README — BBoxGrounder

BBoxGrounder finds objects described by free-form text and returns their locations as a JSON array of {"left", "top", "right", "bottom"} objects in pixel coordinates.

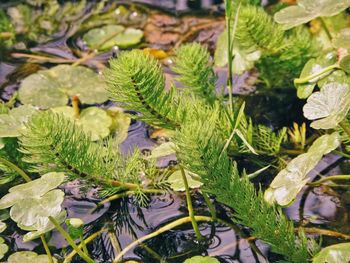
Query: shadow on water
[{"left": 0, "top": 1, "right": 350, "bottom": 262}]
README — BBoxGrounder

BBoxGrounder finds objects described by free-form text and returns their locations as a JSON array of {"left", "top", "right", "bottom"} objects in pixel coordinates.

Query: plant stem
[
  {"left": 108, "top": 231, "right": 121, "bottom": 255},
  {"left": 319, "top": 17, "right": 332, "bottom": 41},
  {"left": 294, "top": 64, "right": 339, "bottom": 84},
  {"left": 112, "top": 215, "right": 213, "bottom": 262},
  {"left": 180, "top": 166, "right": 203, "bottom": 241},
  {"left": 64, "top": 229, "right": 107, "bottom": 263},
  {"left": 93, "top": 189, "right": 164, "bottom": 211},
  {"left": 339, "top": 119, "right": 350, "bottom": 139},
  {"left": 0, "top": 157, "right": 31, "bottom": 182},
  {"left": 301, "top": 227, "right": 350, "bottom": 240},
  {"left": 202, "top": 192, "right": 217, "bottom": 220},
  {"left": 80, "top": 235, "right": 89, "bottom": 256},
  {"left": 334, "top": 150, "right": 350, "bottom": 159},
  {"left": 49, "top": 216, "right": 95, "bottom": 263},
  {"left": 308, "top": 175, "right": 350, "bottom": 186},
  {"left": 41, "top": 235, "right": 54, "bottom": 263},
  {"left": 226, "top": 1, "right": 241, "bottom": 116}
]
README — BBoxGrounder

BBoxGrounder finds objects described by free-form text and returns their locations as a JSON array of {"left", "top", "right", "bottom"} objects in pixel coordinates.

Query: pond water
[{"left": 0, "top": 1, "right": 349, "bottom": 263}]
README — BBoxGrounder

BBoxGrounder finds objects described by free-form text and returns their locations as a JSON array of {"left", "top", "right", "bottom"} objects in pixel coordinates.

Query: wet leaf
[
  {"left": 339, "top": 55, "right": 350, "bottom": 73},
  {"left": 167, "top": 169, "right": 202, "bottom": 191},
  {"left": 83, "top": 25, "right": 143, "bottom": 50},
  {"left": 147, "top": 142, "right": 176, "bottom": 159},
  {"left": 317, "top": 70, "right": 350, "bottom": 88},
  {"left": 312, "top": 242, "right": 350, "bottom": 263},
  {"left": 106, "top": 107, "right": 131, "bottom": 144},
  {"left": 183, "top": 256, "right": 220, "bottom": 263},
  {"left": 214, "top": 31, "right": 228, "bottom": 67},
  {"left": 0, "top": 172, "right": 65, "bottom": 240},
  {"left": 0, "top": 105, "right": 37, "bottom": 138},
  {"left": 0, "top": 237, "right": 8, "bottom": 260},
  {"left": 51, "top": 106, "right": 113, "bottom": 141},
  {"left": 18, "top": 65, "right": 109, "bottom": 109},
  {"left": 265, "top": 133, "right": 340, "bottom": 206},
  {"left": 0, "top": 221, "right": 6, "bottom": 233},
  {"left": 83, "top": 25, "right": 125, "bottom": 50},
  {"left": 274, "top": 0, "right": 350, "bottom": 30},
  {"left": 303, "top": 82, "right": 350, "bottom": 129},
  {"left": 8, "top": 251, "right": 57, "bottom": 263},
  {"left": 66, "top": 218, "right": 84, "bottom": 240},
  {"left": 333, "top": 28, "right": 350, "bottom": 49}
]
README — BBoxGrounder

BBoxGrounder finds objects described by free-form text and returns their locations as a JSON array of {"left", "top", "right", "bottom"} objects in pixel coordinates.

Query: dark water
[{"left": 1, "top": 1, "right": 349, "bottom": 262}]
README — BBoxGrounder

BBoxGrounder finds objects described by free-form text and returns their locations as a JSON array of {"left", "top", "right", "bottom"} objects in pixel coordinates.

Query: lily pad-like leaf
[
  {"left": 183, "top": 256, "right": 220, "bottom": 263},
  {"left": 317, "top": 70, "right": 350, "bottom": 88},
  {"left": 296, "top": 51, "right": 337, "bottom": 99},
  {"left": 0, "top": 172, "right": 65, "bottom": 240},
  {"left": 312, "top": 242, "right": 350, "bottom": 263},
  {"left": 51, "top": 106, "right": 113, "bottom": 141},
  {"left": 83, "top": 25, "right": 143, "bottom": 50},
  {"left": 8, "top": 251, "right": 57, "bottom": 263},
  {"left": 107, "top": 107, "right": 131, "bottom": 144},
  {"left": 0, "top": 221, "right": 6, "bottom": 233},
  {"left": 264, "top": 133, "right": 340, "bottom": 206},
  {"left": 0, "top": 105, "right": 37, "bottom": 138},
  {"left": 167, "top": 169, "right": 202, "bottom": 191},
  {"left": 214, "top": 30, "right": 260, "bottom": 73},
  {"left": 340, "top": 55, "right": 350, "bottom": 73},
  {"left": 303, "top": 82, "right": 350, "bottom": 129},
  {"left": 147, "top": 142, "right": 176, "bottom": 159},
  {"left": 274, "top": 0, "right": 350, "bottom": 30},
  {"left": 0, "top": 237, "right": 8, "bottom": 260},
  {"left": 18, "top": 65, "right": 109, "bottom": 109},
  {"left": 333, "top": 28, "right": 350, "bottom": 49}
]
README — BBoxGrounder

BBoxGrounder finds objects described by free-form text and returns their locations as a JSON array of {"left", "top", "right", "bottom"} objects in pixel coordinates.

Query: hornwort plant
[{"left": 0, "top": 0, "right": 350, "bottom": 262}]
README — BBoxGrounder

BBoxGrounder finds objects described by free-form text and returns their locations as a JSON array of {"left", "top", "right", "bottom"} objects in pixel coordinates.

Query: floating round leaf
[
  {"left": 167, "top": 169, "right": 202, "bottom": 191},
  {"left": 332, "top": 28, "right": 350, "bottom": 49},
  {"left": 183, "top": 256, "right": 220, "bottom": 263},
  {"left": 113, "top": 28, "right": 143, "bottom": 48},
  {"left": 0, "top": 237, "right": 8, "bottom": 260},
  {"left": 313, "top": 242, "right": 350, "bottom": 263},
  {"left": 0, "top": 221, "right": 6, "bottom": 233},
  {"left": 8, "top": 251, "right": 57, "bottom": 263},
  {"left": 340, "top": 55, "right": 350, "bottom": 74},
  {"left": 274, "top": 0, "right": 350, "bottom": 30},
  {"left": 0, "top": 105, "right": 37, "bottom": 138},
  {"left": 147, "top": 142, "right": 176, "bottom": 159},
  {"left": 51, "top": 106, "right": 113, "bottom": 141},
  {"left": 107, "top": 107, "right": 131, "bottom": 144},
  {"left": 303, "top": 83, "right": 350, "bottom": 129},
  {"left": 264, "top": 133, "right": 340, "bottom": 206},
  {"left": 83, "top": 25, "right": 125, "bottom": 50},
  {"left": 18, "top": 65, "right": 109, "bottom": 109}
]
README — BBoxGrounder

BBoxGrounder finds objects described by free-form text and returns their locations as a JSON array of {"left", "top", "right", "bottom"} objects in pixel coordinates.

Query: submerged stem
[
  {"left": 180, "top": 166, "right": 203, "bottom": 241},
  {"left": 49, "top": 216, "right": 95, "bottom": 263},
  {"left": 202, "top": 192, "right": 217, "bottom": 221},
  {"left": 41, "top": 235, "right": 54, "bottom": 263},
  {"left": 0, "top": 157, "right": 31, "bottom": 182}
]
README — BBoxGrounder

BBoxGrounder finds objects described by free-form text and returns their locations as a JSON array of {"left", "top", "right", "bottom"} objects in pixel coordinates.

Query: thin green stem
[
  {"left": 108, "top": 231, "right": 121, "bottom": 254},
  {"left": 64, "top": 229, "right": 108, "bottom": 263},
  {"left": 49, "top": 216, "right": 95, "bottom": 263},
  {"left": 80, "top": 235, "right": 89, "bottom": 256},
  {"left": 202, "top": 192, "right": 217, "bottom": 220},
  {"left": 308, "top": 175, "right": 350, "bottom": 186},
  {"left": 319, "top": 17, "right": 332, "bottom": 41},
  {"left": 339, "top": 119, "right": 350, "bottom": 139},
  {"left": 294, "top": 64, "right": 339, "bottom": 84},
  {"left": 180, "top": 166, "right": 203, "bottom": 241},
  {"left": 41, "top": 235, "right": 54, "bottom": 263},
  {"left": 92, "top": 189, "right": 164, "bottom": 212},
  {"left": 0, "top": 157, "right": 31, "bottom": 182},
  {"left": 334, "top": 150, "right": 350, "bottom": 159},
  {"left": 112, "top": 215, "right": 213, "bottom": 262}
]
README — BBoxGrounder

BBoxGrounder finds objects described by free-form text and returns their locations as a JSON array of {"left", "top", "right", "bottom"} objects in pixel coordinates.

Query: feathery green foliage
[
  {"left": 235, "top": 5, "right": 284, "bottom": 54},
  {"left": 172, "top": 43, "right": 217, "bottom": 104},
  {"left": 257, "top": 27, "right": 319, "bottom": 87},
  {"left": 232, "top": 5, "right": 319, "bottom": 87},
  {"left": 253, "top": 125, "right": 287, "bottom": 155},
  {"left": 20, "top": 111, "right": 117, "bottom": 180},
  {"left": 105, "top": 50, "right": 187, "bottom": 129},
  {"left": 174, "top": 109, "right": 318, "bottom": 262}
]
